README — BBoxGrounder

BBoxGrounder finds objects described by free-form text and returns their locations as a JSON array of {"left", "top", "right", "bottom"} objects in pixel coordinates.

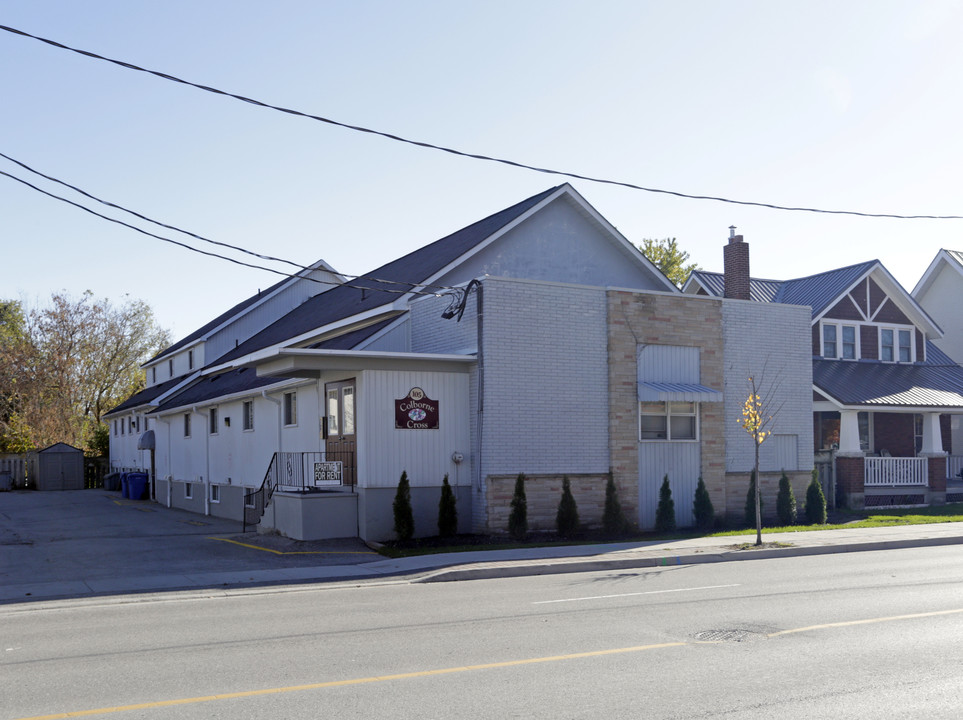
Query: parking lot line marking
[{"left": 210, "top": 537, "right": 377, "bottom": 556}]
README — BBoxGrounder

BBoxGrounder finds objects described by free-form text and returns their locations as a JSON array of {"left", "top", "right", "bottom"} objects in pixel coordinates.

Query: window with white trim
[
  {"left": 185, "top": 482, "right": 193, "bottom": 499},
  {"left": 183, "top": 413, "right": 191, "bottom": 438},
  {"left": 209, "top": 407, "right": 219, "bottom": 435},
  {"left": 152, "top": 367, "right": 156, "bottom": 384},
  {"left": 822, "top": 322, "right": 858, "bottom": 360},
  {"left": 880, "top": 327, "right": 913, "bottom": 362},
  {"left": 242, "top": 400, "right": 254, "bottom": 431},
  {"left": 210, "top": 484, "right": 220, "bottom": 503},
  {"left": 169, "top": 359, "right": 174, "bottom": 378},
  {"left": 640, "top": 401, "right": 698, "bottom": 441},
  {"left": 188, "top": 349, "right": 194, "bottom": 370},
  {"left": 283, "top": 391, "right": 297, "bottom": 426}
]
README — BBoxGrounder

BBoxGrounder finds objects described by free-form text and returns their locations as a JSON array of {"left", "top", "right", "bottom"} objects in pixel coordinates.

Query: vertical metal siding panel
[
  {"left": 638, "top": 443, "right": 700, "bottom": 528},
  {"left": 638, "top": 346, "right": 700, "bottom": 384},
  {"left": 363, "top": 370, "right": 469, "bottom": 488}
]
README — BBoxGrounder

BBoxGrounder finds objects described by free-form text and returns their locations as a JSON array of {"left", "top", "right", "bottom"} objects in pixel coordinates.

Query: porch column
[
  {"left": 920, "top": 412, "right": 944, "bottom": 455},
  {"left": 838, "top": 410, "right": 862, "bottom": 454}
]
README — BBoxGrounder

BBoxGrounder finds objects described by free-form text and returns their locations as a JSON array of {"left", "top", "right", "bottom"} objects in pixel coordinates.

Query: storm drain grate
[{"left": 694, "top": 629, "right": 760, "bottom": 643}]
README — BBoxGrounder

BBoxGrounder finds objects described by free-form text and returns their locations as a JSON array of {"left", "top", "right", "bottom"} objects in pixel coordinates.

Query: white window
[
  {"left": 113, "top": 420, "right": 117, "bottom": 437},
  {"left": 880, "top": 327, "right": 913, "bottom": 362},
  {"left": 185, "top": 482, "right": 193, "bottom": 499},
  {"left": 209, "top": 407, "right": 219, "bottom": 435},
  {"left": 152, "top": 367, "right": 156, "bottom": 384},
  {"left": 640, "top": 401, "right": 698, "bottom": 441},
  {"left": 243, "top": 400, "right": 254, "bottom": 431},
  {"left": 822, "top": 323, "right": 857, "bottom": 360},
  {"left": 169, "top": 359, "right": 174, "bottom": 378},
  {"left": 283, "top": 391, "right": 297, "bottom": 426},
  {"left": 184, "top": 413, "right": 191, "bottom": 438},
  {"left": 188, "top": 349, "right": 194, "bottom": 370},
  {"left": 210, "top": 484, "right": 220, "bottom": 503}
]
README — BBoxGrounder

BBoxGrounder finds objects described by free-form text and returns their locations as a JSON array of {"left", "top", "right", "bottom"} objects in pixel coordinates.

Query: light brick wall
[
  {"left": 607, "top": 290, "right": 726, "bottom": 526},
  {"left": 722, "top": 299, "right": 814, "bottom": 522},
  {"left": 409, "top": 289, "right": 479, "bottom": 355},
  {"left": 478, "top": 277, "right": 609, "bottom": 532},
  {"left": 486, "top": 473, "right": 610, "bottom": 533}
]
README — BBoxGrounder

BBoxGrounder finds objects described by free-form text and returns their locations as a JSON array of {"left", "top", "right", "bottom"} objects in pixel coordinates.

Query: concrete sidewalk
[{"left": 2, "top": 490, "right": 963, "bottom": 604}]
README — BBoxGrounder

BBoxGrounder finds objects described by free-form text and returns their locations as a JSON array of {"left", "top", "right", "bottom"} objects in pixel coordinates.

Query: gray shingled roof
[
  {"left": 151, "top": 368, "right": 287, "bottom": 415},
  {"left": 104, "top": 373, "right": 194, "bottom": 416},
  {"left": 813, "top": 342, "right": 963, "bottom": 408},
  {"left": 208, "top": 185, "right": 561, "bottom": 368}
]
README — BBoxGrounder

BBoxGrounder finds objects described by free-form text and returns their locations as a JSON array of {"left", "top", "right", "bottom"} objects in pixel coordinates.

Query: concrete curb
[{"left": 413, "top": 534, "right": 963, "bottom": 583}]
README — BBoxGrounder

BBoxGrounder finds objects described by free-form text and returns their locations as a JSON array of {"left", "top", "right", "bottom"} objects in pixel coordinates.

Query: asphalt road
[{"left": 4, "top": 544, "right": 963, "bottom": 719}]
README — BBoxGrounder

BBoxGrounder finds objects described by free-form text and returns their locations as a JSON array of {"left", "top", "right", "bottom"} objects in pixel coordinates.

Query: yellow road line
[
  {"left": 16, "top": 606, "right": 963, "bottom": 719},
  {"left": 767, "top": 607, "right": 963, "bottom": 637},
  {"left": 13, "top": 642, "right": 687, "bottom": 720},
  {"left": 210, "top": 537, "right": 376, "bottom": 556}
]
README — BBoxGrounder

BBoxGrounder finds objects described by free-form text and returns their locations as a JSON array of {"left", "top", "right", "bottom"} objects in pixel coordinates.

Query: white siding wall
[
  {"left": 639, "top": 443, "right": 701, "bottom": 529},
  {"left": 431, "top": 196, "right": 670, "bottom": 291},
  {"left": 480, "top": 277, "right": 609, "bottom": 477},
  {"left": 360, "top": 318, "right": 410, "bottom": 352},
  {"left": 204, "top": 267, "right": 341, "bottom": 363},
  {"left": 722, "top": 301, "right": 814, "bottom": 473},
  {"left": 916, "top": 263, "right": 963, "bottom": 364},
  {"left": 356, "top": 369, "right": 470, "bottom": 489}
]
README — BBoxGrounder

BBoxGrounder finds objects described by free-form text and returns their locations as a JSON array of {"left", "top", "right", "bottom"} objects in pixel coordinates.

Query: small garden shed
[{"left": 36, "top": 443, "right": 84, "bottom": 491}]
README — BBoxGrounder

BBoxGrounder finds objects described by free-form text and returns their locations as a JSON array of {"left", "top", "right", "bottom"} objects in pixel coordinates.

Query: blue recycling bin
[
  {"left": 121, "top": 472, "right": 130, "bottom": 498},
  {"left": 127, "top": 472, "right": 148, "bottom": 500}
]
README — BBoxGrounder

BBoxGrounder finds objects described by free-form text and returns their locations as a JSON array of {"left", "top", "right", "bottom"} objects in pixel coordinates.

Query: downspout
[
  {"left": 262, "top": 391, "right": 282, "bottom": 454},
  {"left": 162, "top": 416, "right": 172, "bottom": 508},
  {"left": 192, "top": 406, "right": 211, "bottom": 516}
]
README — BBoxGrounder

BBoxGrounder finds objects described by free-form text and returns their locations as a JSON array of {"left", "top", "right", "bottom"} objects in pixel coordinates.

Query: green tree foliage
[
  {"left": 0, "top": 292, "right": 170, "bottom": 453},
  {"left": 393, "top": 470, "right": 414, "bottom": 542},
  {"left": 655, "top": 475, "right": 676, "bottom": 533},
  {"left": 508, "top": 473, "right": 528, "bottom": 540},
  {"left": 776, "top": 471, "right": 797, "bottom": 526},
  {"left": 437, "top": 473, "right": 457, "bottom": 537},
  {"left": 555, "top": 475, "right": 580, "bottom": 538},
  {"left": 638, "top": 238, "right": 699, "bottom": 287},
  {"left": 692, "top": 476, "right": 715, "bottom": 531},
  {"left": 805, "top": 468, "right": 828, "bottom": 525},
  {"left": 602, "top": 472, "right": 629, "bottom": 537},
  {"left": 744, "top": 471, "right": 764, "bottom": 528}
]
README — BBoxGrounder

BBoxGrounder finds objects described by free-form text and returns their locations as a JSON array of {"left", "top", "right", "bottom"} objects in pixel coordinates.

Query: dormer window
[
  {"left": 822, "top": 323, "right": 857, "bottom": 360},
  {"left": 880, "top": 327, "right": 912, "bottom": 362}
]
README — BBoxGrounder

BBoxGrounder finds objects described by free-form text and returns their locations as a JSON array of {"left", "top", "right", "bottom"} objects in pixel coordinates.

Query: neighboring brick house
[
  {"left": 106, "top": 186, "right": 813, "bottom": 540},
  {"left": 685, "top": 235, "right": 963, "bottom": 509}
]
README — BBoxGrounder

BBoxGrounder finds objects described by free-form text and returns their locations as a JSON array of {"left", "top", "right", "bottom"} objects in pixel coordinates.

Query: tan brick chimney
[{"left": 723, "top": 226, "right": 750, "bottom": 300}]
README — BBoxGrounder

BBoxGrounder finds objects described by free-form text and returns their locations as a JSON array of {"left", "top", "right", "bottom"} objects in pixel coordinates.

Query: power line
[
  {"left": 3, "top": 23, "right": 962, "bottom": 221},
  {"left": 0, "top": 150, "right": 454, "bottom": 295},
  {"left": 0, "top": 168, "right": 444, "bottom": 298}
]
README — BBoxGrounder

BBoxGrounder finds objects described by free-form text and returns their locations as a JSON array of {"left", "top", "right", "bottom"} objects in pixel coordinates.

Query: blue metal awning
[{"left": 638, "top": 382, "right": 723, "bottom": 403}]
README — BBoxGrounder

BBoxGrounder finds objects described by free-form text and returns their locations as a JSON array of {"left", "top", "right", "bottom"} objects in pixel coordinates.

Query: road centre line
[
  {"left": 532, "top": 584, "right": 741, "bottom": 604},
  {"left": 15, "top": 605, "right": 963, "bottom": 720},
  {"left": 767, "top": 607, "right": 963, "bottom": 637},
  {"left": 12, "top": 642, "right": 688, "bottom": 720},
  {"left": 209, "top": 537, "right": 377, "bottom": 556}
]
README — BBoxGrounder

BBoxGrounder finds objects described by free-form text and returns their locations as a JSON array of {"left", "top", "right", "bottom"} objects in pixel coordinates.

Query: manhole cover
[{"left": 694, "top": 629, "right": 761, "bottom": 643}]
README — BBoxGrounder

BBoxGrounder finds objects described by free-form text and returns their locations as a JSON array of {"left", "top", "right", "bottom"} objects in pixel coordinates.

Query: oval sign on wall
[{"left": 395, "top": 387, "right": 439, "bottom": 429}]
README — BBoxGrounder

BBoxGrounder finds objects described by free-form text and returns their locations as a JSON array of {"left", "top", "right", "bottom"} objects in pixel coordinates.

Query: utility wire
[
  {"left": 0, "top": 150, "right": 455, "bottom": 294},
  {"left": 0, "top": 168, "right": 444, "bottom": 298},
  {"left": 2, "top": 23, "right": 962, "bottom": 221}
]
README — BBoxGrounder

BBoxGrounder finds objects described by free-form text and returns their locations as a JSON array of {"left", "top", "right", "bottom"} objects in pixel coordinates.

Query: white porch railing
[
  {"left": 947, "top": 456, "right": 963, "bottom": 481},
  {"left": 865, "top": 457, "right": 928, "bottom": 486}
]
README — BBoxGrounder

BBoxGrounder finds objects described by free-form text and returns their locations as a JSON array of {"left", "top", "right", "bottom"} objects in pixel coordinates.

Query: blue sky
[{"left": 3, "top": 1, "right": 963, "bottom": 339}]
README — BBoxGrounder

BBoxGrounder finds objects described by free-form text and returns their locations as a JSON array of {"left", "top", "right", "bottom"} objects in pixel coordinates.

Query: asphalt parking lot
[{"left": 0, "top": 489, "right": 378, "bottom": 602}]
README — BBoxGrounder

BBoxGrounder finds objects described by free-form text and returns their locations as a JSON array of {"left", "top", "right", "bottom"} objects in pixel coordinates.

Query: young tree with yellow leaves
[{"left": 740, "top": 376, "right": 775, "bottom": 546}]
